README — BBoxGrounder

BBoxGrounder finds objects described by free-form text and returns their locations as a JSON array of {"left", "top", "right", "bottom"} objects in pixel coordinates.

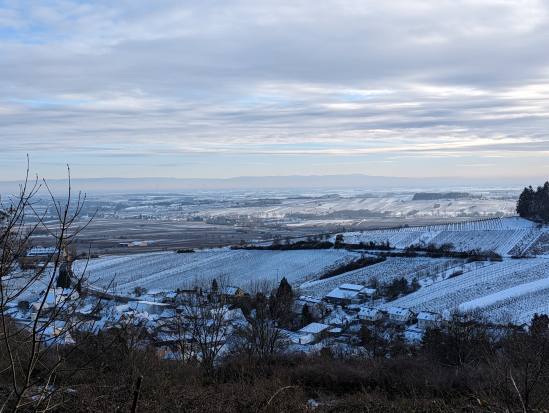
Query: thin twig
[
  {"left": 263, "top": 386, "right": 298, "bottom": 411},
  {"left": 510, "top": 371, "right": 527, "bottom": 413}
]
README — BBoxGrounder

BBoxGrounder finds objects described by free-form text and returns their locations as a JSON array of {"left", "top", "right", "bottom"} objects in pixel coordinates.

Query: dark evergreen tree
[
  {"left": 211, "top": 278, "right": 218, "bottom": 293},
  {"left": 517, "top": 186, "right": 535, "bottom": 218},
  {"left": 276, "top": 277, "right": 293, "bottom": 301},
  {"left": 267, "top": 293, "right": 277, "bottom": 319},
  {"left": 272, "top": 277, "right": 294, "bottom": 327},
  {"left": 56, "top": 262, "right": 72, "bottom": 289},
  {"left": 517, "top": 182, "right": 549, "bottom": 223},
  {"left": 530, "top": 313, "right": 549, "bottom": 337},
  {"left": 334, "top": 234, "right": 344, "bottom": 248},
  {"left": 301, "top": 303, "right": 312, "bottom": 326}
]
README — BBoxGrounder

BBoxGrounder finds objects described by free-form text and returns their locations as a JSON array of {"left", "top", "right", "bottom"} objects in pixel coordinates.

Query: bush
[
  {"left": 319, "top": 255, "right": 386, "bottom": 280},
  {"left": 448, "top": 270, "right": 463, "bottom": 279}
]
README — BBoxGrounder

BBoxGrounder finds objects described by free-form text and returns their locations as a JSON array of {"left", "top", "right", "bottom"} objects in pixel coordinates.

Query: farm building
[
  {"left": 325, "top": 283, "right": 367, "bottom": 305},
  {"left": 26, "top": 247, "right": 59, "bottom": 257}
]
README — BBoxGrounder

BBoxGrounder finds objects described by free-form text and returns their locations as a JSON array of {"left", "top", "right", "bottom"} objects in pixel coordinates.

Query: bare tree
[
  {"left": 0, "top": 163, "right": 117, "bottom": 412},
  {"left": 360, "top": 320, "right": 406, "bottom": 358},
  {"left": 230, "top": 292, "right": 290, "bottom": 361},
  {"left": 176, "top": 277, "right": 234, "bottom": 375},
  {"left": 421, "top": 309, "right": 493, "bottom": 367},
  {"left": 486, "top": 314, "right": 549, "bottom": 412}
]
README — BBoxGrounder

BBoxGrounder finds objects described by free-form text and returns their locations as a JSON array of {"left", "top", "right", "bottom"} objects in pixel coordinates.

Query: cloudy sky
[{"left": 1, "top": 0, "right": 549, "bottom": 181}]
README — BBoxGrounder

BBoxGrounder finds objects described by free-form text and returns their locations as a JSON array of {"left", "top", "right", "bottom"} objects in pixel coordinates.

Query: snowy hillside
[
  {"left": 300, "top": 257, "right": 457, "bottom": 298},
  {"left": 69, "top": 216, "right": 549, "bottom": 324},
  {"left": 73, "top": 249, "right": 359, "bottom": 293},
  {"left": 384, "top": 258, "right": 549, "bottom": 324},
  {"left": 335, "top": 217, "right": 546, "bottom": 256}
]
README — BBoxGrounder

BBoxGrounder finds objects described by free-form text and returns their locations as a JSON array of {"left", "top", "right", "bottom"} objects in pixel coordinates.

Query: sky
[{"left": 1, "top": 0, "right": 549, "bottom": 182}]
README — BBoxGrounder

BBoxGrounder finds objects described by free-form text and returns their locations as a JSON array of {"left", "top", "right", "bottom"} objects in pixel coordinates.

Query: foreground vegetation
[{"left": 2, "top": 313, "right": 549, "bottom": 412}]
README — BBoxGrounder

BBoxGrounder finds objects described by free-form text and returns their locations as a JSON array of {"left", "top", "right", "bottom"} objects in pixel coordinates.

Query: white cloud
[{"left": 1, "top": 0, "right": 549, "bottom": 178}]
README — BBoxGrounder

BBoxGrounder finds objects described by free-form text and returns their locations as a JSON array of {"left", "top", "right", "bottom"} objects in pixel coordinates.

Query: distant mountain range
[{"left": 0, "top": 174, "right": 533, "bottom": 194}]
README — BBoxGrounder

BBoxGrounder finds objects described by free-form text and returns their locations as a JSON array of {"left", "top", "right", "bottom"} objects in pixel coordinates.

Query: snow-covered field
[
  {"left": 299, "top": 257, "right": 458, "bottom": 298},
  {"left": 73, "top": 249, "right": 359, "bottom": 293},
  {"left": 335, "top": 217, "right": 545, "bottom": 256},
  {"left": 385, "top": 258, "right": 549, "bottom": 323},
  {"left": 66, "top": 217, "right": 549, "bottom": 324}
]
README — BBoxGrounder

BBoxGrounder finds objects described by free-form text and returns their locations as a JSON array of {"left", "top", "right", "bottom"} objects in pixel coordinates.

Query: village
[{"left": 6, "top": 271, "right": 507, "bottom": 366}]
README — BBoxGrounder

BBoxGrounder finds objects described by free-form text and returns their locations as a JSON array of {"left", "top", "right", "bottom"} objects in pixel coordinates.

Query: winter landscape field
[
  {"left": 73, "top": 249, "right": 360, "bottom": 294},
  {"left": 71, "top": 217, "right": 549, "bottom": 324}
]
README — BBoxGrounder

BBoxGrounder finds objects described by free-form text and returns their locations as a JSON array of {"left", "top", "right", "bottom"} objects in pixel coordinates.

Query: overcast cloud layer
[{"left": 1, "top": 0, "right": 549, "bottom": 181}]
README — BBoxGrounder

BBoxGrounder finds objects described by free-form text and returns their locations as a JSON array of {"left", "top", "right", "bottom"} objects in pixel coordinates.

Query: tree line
[{"left": 516, "top": 181, "right": 549, "bottom": 223}]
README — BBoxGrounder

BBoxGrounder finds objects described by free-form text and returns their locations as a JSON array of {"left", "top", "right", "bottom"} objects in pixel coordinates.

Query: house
[
  {"left": 325, "top": 284, "right": 366, "bottom": 305},
  {"left": 164, "top": 292, "right": 179, "bottom": 303},
  {"left": 40, "top": 326, "right": 75, "bottom": 346},
  {"left": 294, "top": 296, "right": 321, "bottom": 313},
  {"left": 387, "top": 307, "right": 413, "bottom": 324},
  {"left": 358, "top": 307, "right": 384, "bottom": 323},
  {"left": 324, "top": 306, "right": 354, "bottom": 327},
  {"left": 362, "top": 288, "right": 377, "bottom": 299},
  {"left": 220, "top": 286, "right": 244, "bottom": 302},
  {"left": 208, "top": 306, "right": 246, "bottom": 324},
  {"left": 298, "top": 323, "right": 333, "bottom": 341},
  {"left": 295, "top": 296, "right": 329, "bottom": 319},
  {"left": 417, "top": 311, "right": 442, "bottom": 329},
  {"left": 280, "top": 329, "right": 315, "bottom": 345},
  {"left": 158, "top": 308, "right": 178, "bottom": 319},
  {"left": 31, "top": 288, "right": 79, "bottom": 311},
  {"left": 128, "top": 301, "right": 170, "bottom": 316}
]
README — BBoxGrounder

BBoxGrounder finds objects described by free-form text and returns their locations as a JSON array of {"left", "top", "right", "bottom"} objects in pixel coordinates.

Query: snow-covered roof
[
  {"left": 326, "top": 288, "right": 360, "bottom": 300},
  {"left": 417, "top": 311, "right": 440, "bottom": 321},
  {"left": 325, "top": 306, "right": 354, "bottom": 326},
  {"left": 358, "top": 307, "right": 381, "bottom": 317},
  {"left": 363, "top": 288, "right": 377, "bottom": 295},
  {"left": 339, "top": 284, "right": 365, "bottom": 292},
  {"left": 165, "top": 292, "right": 178, "bottom": 299},
  {"left": 388, "top": 307, "right": 411, "bottom": 316},
  {"left": 299, "top": 296, "right": 322, "bottom": 304},
  {"left": 129, "top": 302, "right": 149, "bottom": 312},
  {"left": 159, "top": 309, "right": 177, "bottom": 319},
  {"left": 45, "top": 293, "right": 57, "bottom": 305},
  {"left": 26, "top": 247, "right": 59, "bottom": 256},
  {"left": 222, "top": 286, "right": 240, "bottom": 295},
  {"left": 280, "top": 329, "right": 315, "bottom": 345},
  {"left": 299, "top": 323, "right": 331, "bottom": 335}
]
